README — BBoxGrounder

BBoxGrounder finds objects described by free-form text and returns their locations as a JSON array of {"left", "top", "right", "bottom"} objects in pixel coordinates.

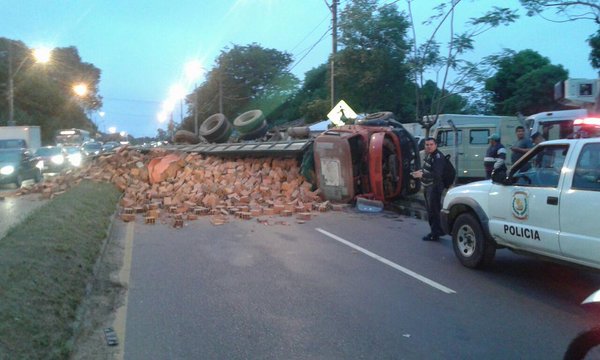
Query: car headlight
[
  {"left": 69, "top": 153, "right": 82, "bottom": 167},
  {"left": 51, "top": 155, "right": 65, "bottom": 165},
  {"left": 36, "top": 161, "right": 44, "bottom": 170},
  {"left": 0, "top": 165, "right": 15, "bottom": 175}
]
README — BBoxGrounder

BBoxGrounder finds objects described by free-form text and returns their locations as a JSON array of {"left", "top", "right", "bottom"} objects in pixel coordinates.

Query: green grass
[{"left": 0, "top": 181, "right": 121, "bottom": 360}]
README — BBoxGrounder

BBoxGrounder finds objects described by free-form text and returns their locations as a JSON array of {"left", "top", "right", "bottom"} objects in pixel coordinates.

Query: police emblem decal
[{"left": 511, "top": 191, "right": 529, "bottom": 220}]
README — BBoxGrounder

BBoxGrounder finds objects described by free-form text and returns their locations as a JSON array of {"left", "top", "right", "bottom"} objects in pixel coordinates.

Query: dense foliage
[
  {"left": 485, "top": 49, "right": 569, "bottom": 115},
  {"left": 0, "top": 38, "right": 101, "bottom": 143},
  {"left": 3, "top": 0, "right": 598, "bottom": 141}
]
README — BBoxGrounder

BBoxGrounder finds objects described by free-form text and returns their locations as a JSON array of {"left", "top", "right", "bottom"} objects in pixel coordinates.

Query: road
[
  {"left": 115, "top": 209, "right": 600, "bottom": 359},
  {"left": 0, "top": 183, "right": 47, "bottom": 238}
]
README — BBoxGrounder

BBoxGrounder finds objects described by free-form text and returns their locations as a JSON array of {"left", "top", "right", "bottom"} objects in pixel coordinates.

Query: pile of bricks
[{"left": 18, "top": 147, "right": 339, "bottom": 226}]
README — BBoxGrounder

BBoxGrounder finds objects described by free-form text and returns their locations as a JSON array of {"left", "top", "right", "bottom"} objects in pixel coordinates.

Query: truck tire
[
  {"left": 238, "top": 120, "right": 268, "bottom": 141},
  {"left": 452, "top": 213, "right": 496, "bottom": 269},
  {"left": 199, "top": 113, "right": 228, "bottom": 142},
  {"left": 173, "top": 130, "right": 200, "bottom": 144},
  {"left": 233, "top": 110, "right": 264, "bottom": 134},
  {"left": 210, "top": 120, "right": 233, "bottom": 143},
  {"left": 365, "top": 111, "right": 395, "bottom": 121}
]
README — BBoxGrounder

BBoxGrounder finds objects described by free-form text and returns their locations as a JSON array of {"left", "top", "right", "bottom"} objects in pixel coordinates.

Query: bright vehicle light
[
  {"left": 574, "top": 117, "right": 600, "bottom": 126},
  {"left": 68, "top": 153, "right": 82, "bottom": 167},
  {"left": 36, "top": 161, "right": 44, "bottom": 170},
  {"left": 0, "top": 165, "right": 15, "bottom": 175},
  {"left": 51, "top": 155, "right": 65, "bottom": 165}
]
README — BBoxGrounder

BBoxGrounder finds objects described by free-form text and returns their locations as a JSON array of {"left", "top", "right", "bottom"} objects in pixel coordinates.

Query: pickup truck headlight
[
  {"left": 51, "top": 155, "right": 65, "bottom": 165},
  {"left": 0, "top": 165, "right": 15, "bottom": 175}
]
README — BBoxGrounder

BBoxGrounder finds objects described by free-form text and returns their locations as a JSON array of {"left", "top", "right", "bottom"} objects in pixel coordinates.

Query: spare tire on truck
[
  {"left": 199, "top": 113, "right": 231, "bottom": 143},
  {"left": 233, "top": 110, "right": 265, "bottom": 134},
  {"left": 173, "top": 130, "right": 200, "bottom": 144},
  {"left": 211, "top": 121, "right": 233, "bottom": 143},
  {"left": 238, "top": 120, "right": 268, "bottom": 141}
]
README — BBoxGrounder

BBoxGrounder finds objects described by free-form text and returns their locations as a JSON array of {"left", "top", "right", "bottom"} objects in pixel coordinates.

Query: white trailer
[{"left": 0, "top": 126, "right": 42, "bottom": 151}]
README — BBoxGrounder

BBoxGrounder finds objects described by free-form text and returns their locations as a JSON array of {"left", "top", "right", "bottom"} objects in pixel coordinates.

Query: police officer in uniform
[
  {"left": 484, "top": 133, "right": 507, "bottom": 179},
  {"left": 412, "top": 137, "right": 445, "bottom": 241}
]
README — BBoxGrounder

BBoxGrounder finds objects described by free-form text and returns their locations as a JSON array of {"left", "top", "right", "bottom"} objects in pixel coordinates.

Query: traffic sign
[{"left": 327, "top": 100, "right": 357, "bottom": 126}]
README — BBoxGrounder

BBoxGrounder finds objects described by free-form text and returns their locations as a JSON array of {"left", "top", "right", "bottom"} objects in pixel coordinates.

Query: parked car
[
  {"left": 101, "top": 141, "right": 120, "bottom": 152},
  {"left": 81, "top": 141, "right": 103, "bottom": 157},
  {"left": 0, "top": 148, "right": 43, "bottom": 188},
  {"left": 34, "top": 146, "right": 68, "bottom": 173}
]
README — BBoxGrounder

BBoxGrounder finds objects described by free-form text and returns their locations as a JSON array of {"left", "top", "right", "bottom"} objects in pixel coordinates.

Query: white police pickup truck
[{"left": 441, "top": 137, "right": 600, "bottom": 269}]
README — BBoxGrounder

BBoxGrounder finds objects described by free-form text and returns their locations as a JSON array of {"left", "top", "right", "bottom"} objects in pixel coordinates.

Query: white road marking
[{"left": 316, "top": 228, "right": 456, "bottom": 294}]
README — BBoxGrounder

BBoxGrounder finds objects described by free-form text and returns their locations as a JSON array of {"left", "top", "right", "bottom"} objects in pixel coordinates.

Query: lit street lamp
[
  {"left": 72, "top": 83, "right": 89, "bottom": 97},
  {"left": 6, "top": 44, "right": 52, "bottom": 126}
]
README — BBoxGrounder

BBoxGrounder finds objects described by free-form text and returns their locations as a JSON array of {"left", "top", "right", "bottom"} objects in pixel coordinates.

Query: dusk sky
[{"left": 2, "top": 0, "right": 598, "bottom": 138}]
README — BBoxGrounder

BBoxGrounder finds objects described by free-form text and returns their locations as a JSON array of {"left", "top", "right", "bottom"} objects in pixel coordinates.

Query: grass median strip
[{"left": 0, "top": 181, "right": 121, "bottom": 359}]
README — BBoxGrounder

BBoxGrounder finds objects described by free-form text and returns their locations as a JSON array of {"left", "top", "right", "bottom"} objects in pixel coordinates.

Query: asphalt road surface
[
  {"left": 116, "top": 210, "right": 600, "bottom": 359},
  {"left": 0, "top": 184, "right": 47, "bottom": 238}
]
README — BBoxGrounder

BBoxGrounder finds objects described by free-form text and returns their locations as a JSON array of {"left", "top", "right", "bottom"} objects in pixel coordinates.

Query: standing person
[
  {"left": 510, "top": 126, "right": 532, "bottom": 164},
  {"left": 412, "top": 137, "right": 445, "bottom": 241},
  {"left": 531, "top": 131, "right": 545, "bottom": 146},
  {"left": 484, "top": 133, "right": 507, "bottom": 179}
]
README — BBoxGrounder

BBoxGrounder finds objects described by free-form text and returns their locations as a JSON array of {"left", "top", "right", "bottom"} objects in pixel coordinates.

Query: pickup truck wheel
[
  {"left": 452, "top": 213, "right": 495, "bottom": 269},
  {"left": 564, "top": 327, "right": 600, "bottom": 360}
]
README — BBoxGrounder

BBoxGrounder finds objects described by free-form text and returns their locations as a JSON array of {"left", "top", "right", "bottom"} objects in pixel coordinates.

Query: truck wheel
[
  {"left": 199, "top": 113, "right": 228, "bottom": 141},
  {"left": 233, "top": 110, "right": 264, "bottom": 134},
  {"left": 452, "top": 213, "right": 496, "bottom": 269},
  {"left": 365, "top": 111, "right": 395, "bottom": 121},
  {"left": 238, "top": 120, "right": 268, "bottom": 141},
  {"left": 211, "top": 121, "right": 233, "bottom": 143}
]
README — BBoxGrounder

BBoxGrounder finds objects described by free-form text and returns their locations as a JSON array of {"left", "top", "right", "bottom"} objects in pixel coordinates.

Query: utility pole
[
  {"left": 219, "top": 76, "right": 223, "bottom": 114},
  {"left": 193, "top": 86, "right": 199, "bottom": 136},
  {"left": 330, "top": 0, "right": 339, "bottom": 109}
]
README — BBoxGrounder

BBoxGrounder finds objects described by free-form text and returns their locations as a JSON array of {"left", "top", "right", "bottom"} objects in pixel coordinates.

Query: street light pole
[{"left": 5, "top": 43, "right": 52, "bottom": 126}]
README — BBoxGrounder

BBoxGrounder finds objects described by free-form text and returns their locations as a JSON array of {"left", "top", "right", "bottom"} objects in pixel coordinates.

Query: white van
[
  {"left": 525, "top": 109, "right": 589, "bottom": 141},
  {"left": 430, "top": 114, "right": 521, "bottom": 180}
]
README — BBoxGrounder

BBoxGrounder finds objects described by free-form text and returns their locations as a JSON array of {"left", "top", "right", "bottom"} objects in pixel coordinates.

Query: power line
[
  {"left": 103, "top": 97, "right": 161, "bottom": 104},
  {"left": 289, "top": 14, "right": 331, "bottom": 53},
  {"left": 288, "top": 26, "right": 332, "bottom": 72}
]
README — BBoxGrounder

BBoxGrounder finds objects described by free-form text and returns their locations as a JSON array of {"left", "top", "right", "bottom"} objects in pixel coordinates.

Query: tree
[
  {"left": 406, "top": 1, "right": 519, "bottom": 133},
  {"left": 520, "top": 0, "right": 600, "bottom": 69},
  {"left": 182, "top": 43, "right": 299, "bottom": 132},
  {"left": 335, "top": 0, "right": 415, "bottom": 120},
  {"left": 283, "top": 64, "right": 329, "bottom": 123},
  {"left": 589, "top": 29, "right": 600, "bottom": 69},
  {"left": 485, "top": 49, "right": 569, "bottom": 115},
  {"left": 0, "top": 38, "right": 101, "bottom": 143}
]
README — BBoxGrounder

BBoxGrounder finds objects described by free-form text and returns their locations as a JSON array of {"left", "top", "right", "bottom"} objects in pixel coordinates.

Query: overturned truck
[{"left": 170, "top": 111, "right": 421, "bottom": 204}]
